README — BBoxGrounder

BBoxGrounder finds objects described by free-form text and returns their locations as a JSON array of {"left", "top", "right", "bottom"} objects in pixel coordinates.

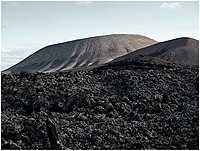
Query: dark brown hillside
[{"left": 110, "top": 37, "right": 199, "bottom": 66}]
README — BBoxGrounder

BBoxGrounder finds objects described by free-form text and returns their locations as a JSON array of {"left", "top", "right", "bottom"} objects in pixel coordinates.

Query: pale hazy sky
[{"left": 1, "top": 1, "right": 199, "bottom": 70}]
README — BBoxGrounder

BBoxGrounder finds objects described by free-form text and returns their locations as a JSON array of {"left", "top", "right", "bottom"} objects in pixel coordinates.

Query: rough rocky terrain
[
  {"left": 1, "top": 56, "right": 199, "bottom": 149},
  {"left": 3, "top": 34, "right": 156, "bottom": 73}
]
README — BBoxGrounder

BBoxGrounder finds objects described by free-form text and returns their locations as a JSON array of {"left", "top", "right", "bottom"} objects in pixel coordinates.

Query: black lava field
[{"left": 1, "top": 57, "right": 199, "bottom": 149}]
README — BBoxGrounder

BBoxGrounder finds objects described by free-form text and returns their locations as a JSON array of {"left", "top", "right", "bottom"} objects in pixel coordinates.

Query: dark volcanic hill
[
  {"left": 3, "top": 34, "right": 157, "bottom": 73},
  {"left": 108, "top": 37, "right": 199, "bottom": 66}
]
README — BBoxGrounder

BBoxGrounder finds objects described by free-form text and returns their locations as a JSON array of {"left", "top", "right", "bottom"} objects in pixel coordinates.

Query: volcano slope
[
  {"left": 3, "top": 34, "right": 156, "bottom": 73},
  {"left": 109, "top": 37, "right": 199, "bottom": 66},
  {"left": 1, "top": 56, "right": 199, "bottom": 149}
]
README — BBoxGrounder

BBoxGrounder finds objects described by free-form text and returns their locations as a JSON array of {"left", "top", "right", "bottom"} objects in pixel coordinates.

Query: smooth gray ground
[
  {"left": 3, "top": 34, "right": 157, "bottom": 73},
  {"left": 110, "top": 37, "right": 199, "bottom": 66}
]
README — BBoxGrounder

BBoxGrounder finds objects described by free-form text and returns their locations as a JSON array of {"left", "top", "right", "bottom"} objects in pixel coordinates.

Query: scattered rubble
[{"left": 1, "top": 57, "right": 199, "bottom": 149}]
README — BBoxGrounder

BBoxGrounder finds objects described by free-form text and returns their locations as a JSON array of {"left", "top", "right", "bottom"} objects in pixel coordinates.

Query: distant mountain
[
  {"left": 3, "top": 34, "right": 157, "bottom": 73},
  {"left": 109, "top": 37, "right": 199, "bottom": 66}
]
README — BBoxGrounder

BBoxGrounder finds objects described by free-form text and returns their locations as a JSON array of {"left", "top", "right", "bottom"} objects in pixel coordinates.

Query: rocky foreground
[{"left": 1, "top": 57, "right": 199, "bottom": 149}]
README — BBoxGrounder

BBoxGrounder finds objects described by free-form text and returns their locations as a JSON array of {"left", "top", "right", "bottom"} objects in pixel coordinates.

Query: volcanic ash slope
[
  {"left": 110, "top": 37, "right": 199, "bottom": 66},
  {"left": 3, "top": 34, "right": 157, "bottom": 73}
]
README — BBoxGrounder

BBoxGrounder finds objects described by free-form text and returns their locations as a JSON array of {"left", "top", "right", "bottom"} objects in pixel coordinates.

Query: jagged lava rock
[{"left": 1, "top": 56, "right": 199, "bottom": 149}]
